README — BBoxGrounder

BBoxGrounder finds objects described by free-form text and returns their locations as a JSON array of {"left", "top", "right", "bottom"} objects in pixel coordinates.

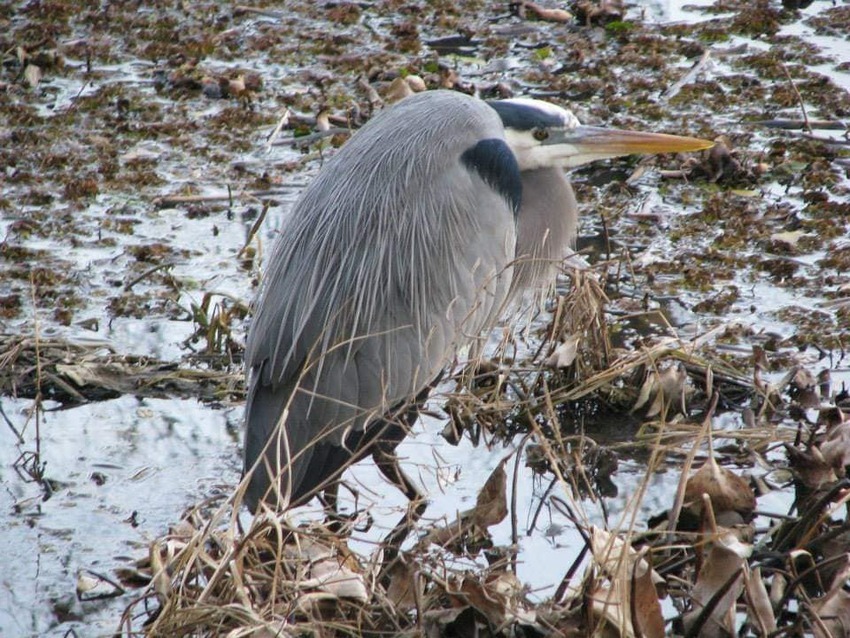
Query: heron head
[{"left": 488, "top": 97, "right": 714, "bottom": 171}]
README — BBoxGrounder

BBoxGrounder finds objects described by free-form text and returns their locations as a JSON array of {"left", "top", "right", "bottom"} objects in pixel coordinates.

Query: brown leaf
[
  {"left": 449, "top": 571, "right": 536, "bottom": 628},
  {"left": 404, "top": 74, "right": 426, "bottom": 92},
  {"left": 821, "top": 418, "right": 850, "bottom": 473},
  {"left": 786, "top": 443, "right": 838, "bottom": 492},
  {"left": 422, "top": 606, "right": 477, "bottom": 638},
  {"left": 744, "top": 566, "right": 777, "bottom": 635},
  {"left": 684, "top": 455, "right": 756, "bottom": 521},
  {"left": 817, "top": 406, "right": 845, "bottom": 429},
  {"left": 683, "top": 533, "right": 751, "bottom": 638},
  {"left": 457, "top": 576, "right": 508, "bottom": 627},
  {"left": 227, "top": 75, "right": 246, "bottom": 96},
  {"left": 418, "top": 461, "right": 507, "bottom": 553},
  {"left": 811, "top": 556, "right": 850, "bottom": 638},
  {"left": 587, "top": 529, "right": 665, "bottom": 638},
  {"left": 472, "top": 461, "right": 508, "bottom": 528},
  {"left": 770, "top": 229, "right": 808, "bottom": 250},
  {"left": 632, "top": 362, "right": 690, "bottom": 418},
  {"left": 384, "top": 559, "right": 420, "bottom": 611},
  {"left": 817, "top": 527, "right": 850, "bottom": 587},
  {"left": 790, "top": 367, "right": 820, "bottom": 408},
  {"left": 301, "top": 559, "right": 368, "bottom": 602},
  {"left": 149, "top": 541, "right": 172, "bottom": 598},
  {"left": 632, "top": 559, "right": 666, "bottom": 638},
  {"left": 519, "top": 1, "right": 573, "bottom": 22},
  {"left": 76, "top": 569, "right": 124, "bottom": 601},
  {"left": 385, "top": 76, "right": 414, "bottom": 103},
  {"left": 545, "top": 333, "right": 581, "bottom": 369},
  {"left": 573, "top": 0, "right": 624, "bottom": 24},
  {"left": 24, "top": 64, "right": 42, "bottom": 89}
]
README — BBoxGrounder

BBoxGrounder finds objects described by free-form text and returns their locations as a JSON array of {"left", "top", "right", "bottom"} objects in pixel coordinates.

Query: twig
[
  {"left": 667, "top": 392, "right": 719, "bottom": 539},
  {"left": 0, "top": 401, "right": 24, "bottom": 444},
  {"left": 238, "top": 200, "right": 270, "bottom": 260},
  {"left": 777, "top": 551, "right": 850, "bottom": 613},
  {"left": 779, "top": 60, "right": 812, "bottom": 135},
  {"left": 124, "top": 263, "right": 173, "bottom": 291},
  {"left": 265, "top": 108, "right": 291, "bottom": 153},
  {"left": 77, "top": 569, "right": 125, "bottom": 601},
  {"left": 153, "top": 188, "right": 291, "bottom": 207},
  {"left": 510, "top": 434, "right": 531, "bottom": 574},
  {"left": 273, "top": 127, "right": 353, "bottom": 148},
  {"left": 61, "top": 79, "right": 90, "bottom": 115},
  {"left": 233, "top": 5, "right": 284, "bottom": 19},
  {"left": 663, "top": 49, "right": 712, "bottom": 101},
  {"left": 799, "top": 133, "right": 850, "bottom": 146},
  {"left": 26, "top": 273, "right": 45, "bottom": 485},
  {"left": 754, "top": 118, "right": 847, "bottom": 131},
  {"left": 527, "top": 476, "right": 558, "bottom": 536}
]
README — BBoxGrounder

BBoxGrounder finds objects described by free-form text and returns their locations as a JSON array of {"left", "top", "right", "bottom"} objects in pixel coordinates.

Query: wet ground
[{"left": 1, "top": 0, "right": 849, "bottom": 635}]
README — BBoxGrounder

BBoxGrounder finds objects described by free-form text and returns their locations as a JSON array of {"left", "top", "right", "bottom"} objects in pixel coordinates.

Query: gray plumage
[{"left": 242, "top": 89, "right": 711, "bottom": 512}]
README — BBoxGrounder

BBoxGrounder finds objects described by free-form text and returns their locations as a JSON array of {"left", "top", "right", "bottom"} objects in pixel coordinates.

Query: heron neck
[{"left": 509, "top": 167, "right": 578, "bottom": 298}]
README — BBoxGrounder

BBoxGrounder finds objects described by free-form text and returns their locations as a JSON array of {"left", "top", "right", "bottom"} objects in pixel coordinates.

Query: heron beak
[{"left": 545, "top": 125, "right": 715, "bottom": 169}]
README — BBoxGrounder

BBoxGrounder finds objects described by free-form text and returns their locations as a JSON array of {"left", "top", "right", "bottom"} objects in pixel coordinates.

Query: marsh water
[{"left": 2, "top": 0, "right": 849, "bottom": 635}]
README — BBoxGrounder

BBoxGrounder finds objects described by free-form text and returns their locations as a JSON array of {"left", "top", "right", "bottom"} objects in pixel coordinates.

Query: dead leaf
[
  {"left": 24, "top": 64, "right": 42, "bottom": 88},
  {"left": 227, "top": 75, "right": 246, "bottom": 96},
  {"left": 315, "top": 109, "right": 330, "bottom": 132},
  {"left": 301, "top": 559, "right": 368, "bottom": 602},
  {"left": 632, "top": 362, "right": 691, "bottom": 418},
  {"left": 384, "top": 559, "right": 420, "bottom": 611},
  {"left": 545, "top": 333, "right": 581, "bottom": 369},
  {"left": 472, "top": 461, "right": 508, "bottom": 528},
  {"left": 811, "top": 556, "right": 850, "bottom": 638},
  {"left": 790, "top": 367, "right": 820, "bottom": 408},
  {"left": 683, "top": 533, "right": 751, "bottom": 638},
  {"left": 817, "top": 406, "right": 845, "bottom": 429},
  {"left": 291, "top": 591, "right": 343, "bottom": 618},
  {"left": 744, "top": 566, "right": 777, "bottom": 635},
  {"left": 514, "top": 0, "right": 572, "bottom": 22},
  {"left": 785, "top": 442, "right": 838, "bottom": 496},
  {"left": 573, "top": 0, "right": 624, "bottom": 24},
  {"left": 817, "top": 527, "right": 850, "bottom": 587},
  {"left": 422, "top": 606, "right": 478, "bottom": 638},
  {"left": 282, "top": 534, "right": 336, "bottom": 564},
  {"left": 385, "top": 76, "right": 414, "bottom": 103},
  {"left": 419, "top": 461, "right": 507, "bottom": 554},
  {"left": 457, "top": 576, "right": 508, "bottom": 627},
  {"left": 76, "top": 569, "right": 124, "bottom": 601},
  {"left": 586, "top": 528, "right": 665, "bottom": 638},
  {"left": 821, "top": 417, "right": 850, "bottom": 474},
  {"left": 700, "top": 137, "right": 746, "bottom": 182},
  {"left": 357, "top": 77, "right": 383, "bottom": 109},
  {"left": 770, "top": 229, "right": 809, "bottom": 251},
  {"left": 149, "top": 541, "right": 172, "bottom": 598},
  {"left": 789, "top": 550, "right": 821, "bottom": 599},
  {"left": 405, "top": 74, "right": 426, "bottom": 92},
  {"left": 684, "top": 455, "right": 756, "bottom": 522}
]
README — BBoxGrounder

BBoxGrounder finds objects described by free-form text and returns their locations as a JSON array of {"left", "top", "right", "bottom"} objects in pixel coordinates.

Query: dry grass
[
  {"left": 57, "top": 266, "right": 850, "bottom": 636},
  {"left": 0, "top": 334, "right": 244, "bottom": 405}
]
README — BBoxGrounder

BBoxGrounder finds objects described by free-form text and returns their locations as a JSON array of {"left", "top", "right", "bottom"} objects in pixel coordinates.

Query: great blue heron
[{"left": 242, "top": 90, "right": 711, "bottom": 525}]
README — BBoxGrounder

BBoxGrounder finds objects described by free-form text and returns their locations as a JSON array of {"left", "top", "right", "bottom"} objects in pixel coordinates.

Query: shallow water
[
  {"left": 2, "top": 0, "right": 850, "bottom": 634},
  {"left": 0, "top": 396, "right": 241, "bottom": 635}
]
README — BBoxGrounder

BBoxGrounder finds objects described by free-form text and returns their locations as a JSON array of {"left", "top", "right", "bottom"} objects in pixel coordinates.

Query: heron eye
[{"left": 532, "top": 128, "right": 549, "bottom": 141}]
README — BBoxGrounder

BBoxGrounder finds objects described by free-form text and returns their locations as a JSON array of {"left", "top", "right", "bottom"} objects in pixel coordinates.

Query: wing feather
[{"left": 243, "top": 91, "right": 520, "bottom": 510}]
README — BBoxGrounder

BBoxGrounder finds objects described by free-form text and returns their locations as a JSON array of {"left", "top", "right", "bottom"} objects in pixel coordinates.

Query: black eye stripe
[{"left": 487, "top": 100, "right": 566, "bottom": 131}]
